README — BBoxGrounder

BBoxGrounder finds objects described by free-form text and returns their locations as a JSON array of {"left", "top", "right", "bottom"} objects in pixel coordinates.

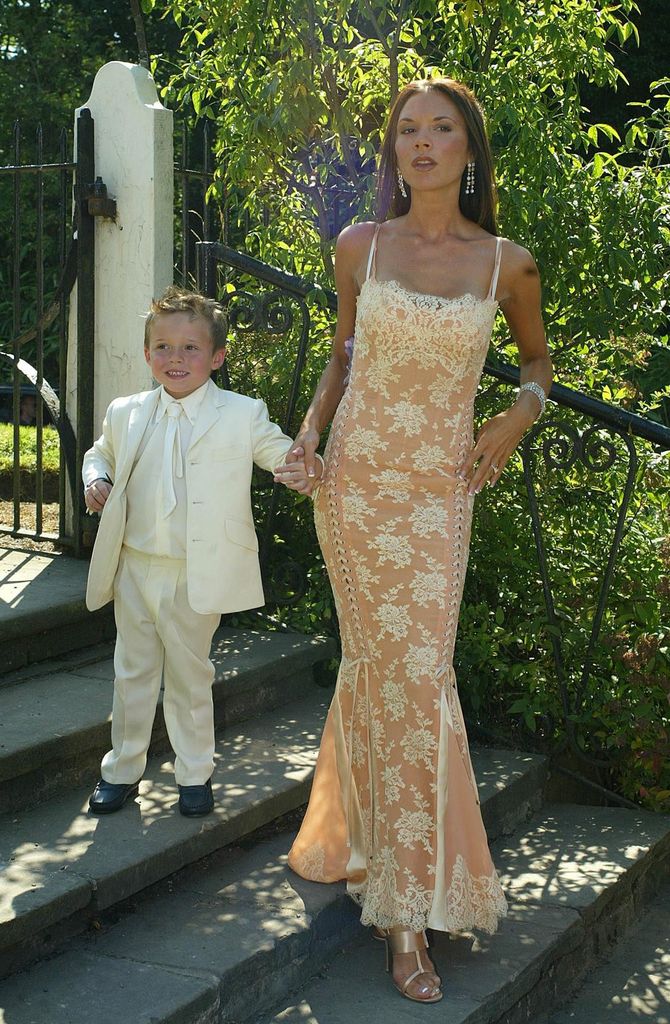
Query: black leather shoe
[
  {"left": 178, "top": 778, "right": 214, "bottom": 817},
  {"left": 88, "top": 779, "right": 140, "bottom": 815}
]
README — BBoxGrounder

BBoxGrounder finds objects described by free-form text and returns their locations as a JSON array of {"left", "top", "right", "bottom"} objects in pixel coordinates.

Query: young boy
[{"left": 83, "top": 287, "right": 320, "bottom": 817}]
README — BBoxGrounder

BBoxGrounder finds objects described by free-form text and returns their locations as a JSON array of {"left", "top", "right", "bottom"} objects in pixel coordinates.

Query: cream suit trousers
[{"left": 101, "top": 547, "right": 220, "bottom": 786}]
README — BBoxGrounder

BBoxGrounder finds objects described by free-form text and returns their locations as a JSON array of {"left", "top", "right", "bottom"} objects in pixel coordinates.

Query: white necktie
[{"left": 162, "top": 401, "right": 184, "bottom": 518}]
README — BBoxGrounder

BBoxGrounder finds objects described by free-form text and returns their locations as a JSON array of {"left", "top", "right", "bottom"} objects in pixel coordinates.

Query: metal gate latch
[{"left": 86, "top": 177, "right": 117, "bottom": 220}]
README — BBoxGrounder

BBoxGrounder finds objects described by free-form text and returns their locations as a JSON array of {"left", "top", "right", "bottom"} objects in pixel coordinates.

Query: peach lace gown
[{"left": 288, "top": 226, "right": 508, "bottom": 935}]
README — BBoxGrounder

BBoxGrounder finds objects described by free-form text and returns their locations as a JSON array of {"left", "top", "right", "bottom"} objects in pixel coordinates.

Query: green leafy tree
[{"left": 156, "top": 1, "right": 668, "bottom": 388}]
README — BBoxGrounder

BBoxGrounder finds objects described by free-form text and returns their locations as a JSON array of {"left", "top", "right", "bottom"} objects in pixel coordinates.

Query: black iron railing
[
  {"left": 197, "top": 239, "right": 670, "bottom": 802},
  {"left": 199, "top": 241, "right": 670, "bottom": 442}
]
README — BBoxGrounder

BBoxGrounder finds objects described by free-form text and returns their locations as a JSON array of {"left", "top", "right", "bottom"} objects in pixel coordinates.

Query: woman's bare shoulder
[
  {"left": 496, "top": 237, "right": 542, "bottom": 307},
  {"left": 336, "top": 221, "right": 378, "bottom": 260},
  {"left": 498, "top": 236, "right": 539, "bottom": 279},
  {"left": 335, "top": 221, "right": 379, "bottom": 285}
]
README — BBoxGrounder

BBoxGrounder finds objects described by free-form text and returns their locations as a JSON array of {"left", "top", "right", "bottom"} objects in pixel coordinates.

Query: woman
[{"left": 277, "top": 77, "right": 552, "bottom": 1002}]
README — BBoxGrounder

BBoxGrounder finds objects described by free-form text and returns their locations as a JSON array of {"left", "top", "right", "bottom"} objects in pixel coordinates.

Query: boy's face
[{"left": 145, "top": 312, "right": 226, "bottom": 398}]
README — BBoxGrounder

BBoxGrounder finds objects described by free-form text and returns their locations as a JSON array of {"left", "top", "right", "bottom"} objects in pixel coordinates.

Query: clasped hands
[{"left": 273, "top": 443, "right": 321, "bottom": 495}]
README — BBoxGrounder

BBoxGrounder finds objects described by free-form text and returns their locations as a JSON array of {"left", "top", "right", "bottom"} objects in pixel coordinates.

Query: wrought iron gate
[{"left": 0, "top": 108, "right": 98, "bottom": 553}]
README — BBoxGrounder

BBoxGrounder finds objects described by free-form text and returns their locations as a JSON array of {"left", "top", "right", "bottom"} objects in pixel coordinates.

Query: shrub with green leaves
[{"left": 459, "top": 388, "right": 670, "bottom": 810}]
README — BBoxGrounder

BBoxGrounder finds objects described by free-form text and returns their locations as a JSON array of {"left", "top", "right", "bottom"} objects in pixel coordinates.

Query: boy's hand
[
  {"left": 85, "top": 477, "right": 112, "bottom": 512},
  {"left": 273, "top": 452, "right": 322, "bottom": 495}
]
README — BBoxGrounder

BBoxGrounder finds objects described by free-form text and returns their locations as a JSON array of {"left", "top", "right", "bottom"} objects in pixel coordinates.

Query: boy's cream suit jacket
[{"left": 82, "top": 380, "right": 294, "bottom": 615}]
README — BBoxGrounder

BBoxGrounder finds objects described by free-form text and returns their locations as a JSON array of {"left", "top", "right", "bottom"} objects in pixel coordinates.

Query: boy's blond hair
[{"left": 144, "top": 286, "right": 228, "bottom": 352}]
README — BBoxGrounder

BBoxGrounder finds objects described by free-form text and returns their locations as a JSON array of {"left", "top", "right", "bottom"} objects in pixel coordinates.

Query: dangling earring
[
  {"left": 397, "top": 168, "right": 407, "bottom": 198},
  {"left": 465, "top": 160, "right": 476, "bottom": 195}
]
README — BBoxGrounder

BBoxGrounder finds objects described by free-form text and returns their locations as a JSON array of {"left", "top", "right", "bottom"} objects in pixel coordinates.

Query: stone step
[
  {"left": 542, "top": 879, "right": 670, "bottom": 1024},
  {"left": 0, "top": 690, "right": 547, "bottom": 992},
  {"left": 0, "top": 829, "right": 361, "bottom": 1024},
  {"left": 0, "top": 548, "right": 114, "bottom": 676},
  {"left": 254, "top": 804, "right": 670, "bottom": 1024},
  {"left": 0, "top": 625, "right": 335, "bottom": 814}
]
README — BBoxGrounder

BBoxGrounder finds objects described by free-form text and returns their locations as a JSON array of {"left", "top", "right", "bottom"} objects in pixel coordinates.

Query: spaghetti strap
[
  {"left": 487, "top": 236, "right": 503, "bottom": 301},
  {"left": 365, "top": 224, "right": 382, "bottom": 282}
]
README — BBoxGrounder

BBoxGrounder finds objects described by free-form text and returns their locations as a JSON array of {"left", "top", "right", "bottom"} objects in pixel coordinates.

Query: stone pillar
[{"left": 67, "top": 61, "right": 173, "bottom": 446}]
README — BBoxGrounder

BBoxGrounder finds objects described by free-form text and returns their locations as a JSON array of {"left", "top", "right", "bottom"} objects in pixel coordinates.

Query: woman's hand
[
  {"left": 457, "top": 397, "right": 538, "bottom": 494},
  {"left": 273, "top": 447, "right": 322, "bottom": 495},
  {"left": 284, "top": 428, "right": 321, "bottom": 478}
]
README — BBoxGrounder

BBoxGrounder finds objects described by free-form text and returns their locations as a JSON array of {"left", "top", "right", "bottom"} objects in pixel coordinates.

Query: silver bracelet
[{"left": 518, "top": 381, "right": 546, "bottom": 417}]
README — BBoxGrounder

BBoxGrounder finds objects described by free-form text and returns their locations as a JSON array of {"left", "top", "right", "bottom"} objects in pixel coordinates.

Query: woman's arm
[
  {"left": 283, "top": 222, "right": 376, "bottom": 476},
  {"left": 458, "top": 241, "right": 553, "bottom": 494}
]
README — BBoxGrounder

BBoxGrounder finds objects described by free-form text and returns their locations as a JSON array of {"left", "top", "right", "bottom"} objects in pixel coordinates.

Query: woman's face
[{"left": 394, "top": 89, "right": 471, "bottom": 196}]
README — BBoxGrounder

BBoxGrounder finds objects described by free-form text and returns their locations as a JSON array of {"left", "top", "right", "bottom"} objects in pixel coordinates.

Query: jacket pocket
[{"left": 224, "top": 517, "right": 259, "bottom": 551}]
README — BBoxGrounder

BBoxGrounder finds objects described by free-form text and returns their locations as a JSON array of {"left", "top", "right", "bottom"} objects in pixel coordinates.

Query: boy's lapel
[
  {"left": 188, "top": 379, "right": 227, "bottom": 453},
  {"left": 116, "top": 389, "right": 162, "bottom": 489}
]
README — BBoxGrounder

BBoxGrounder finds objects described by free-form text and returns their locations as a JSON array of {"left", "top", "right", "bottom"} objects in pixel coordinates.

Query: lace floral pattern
[
  {"left": 353, "top": 854, "right": 508, "bottom": 935},
  {"left": 289, "top": 274, "right": 507, "bottom": 935}
]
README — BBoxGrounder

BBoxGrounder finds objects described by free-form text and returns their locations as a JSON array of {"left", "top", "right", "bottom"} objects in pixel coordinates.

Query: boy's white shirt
[{"left": 83, "top": 379, "right": 294, "bottom": 615}]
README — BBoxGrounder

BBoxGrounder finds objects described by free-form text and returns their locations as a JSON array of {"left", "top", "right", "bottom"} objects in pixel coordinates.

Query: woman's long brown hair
[{"left": 375, "top": 77, "right": 498, "bottom": 235}]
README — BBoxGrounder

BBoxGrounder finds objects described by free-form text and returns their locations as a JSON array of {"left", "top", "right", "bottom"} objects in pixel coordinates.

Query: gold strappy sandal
[{"left": 378, "top": 928, "right": 443, "bottom": 1003}]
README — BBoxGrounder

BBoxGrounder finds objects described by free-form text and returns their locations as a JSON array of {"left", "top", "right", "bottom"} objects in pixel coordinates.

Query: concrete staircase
[{"left": 0, "top": 548, "right": 668, "bottom": 1024}]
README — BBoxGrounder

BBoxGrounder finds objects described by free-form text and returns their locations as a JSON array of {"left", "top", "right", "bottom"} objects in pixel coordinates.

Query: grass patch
[
  {"left": 0, "top": 424, "right": 61, "bottom": 500},
  {"left": 0, "top": 424, "right": 60, "bottom": 472}
]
